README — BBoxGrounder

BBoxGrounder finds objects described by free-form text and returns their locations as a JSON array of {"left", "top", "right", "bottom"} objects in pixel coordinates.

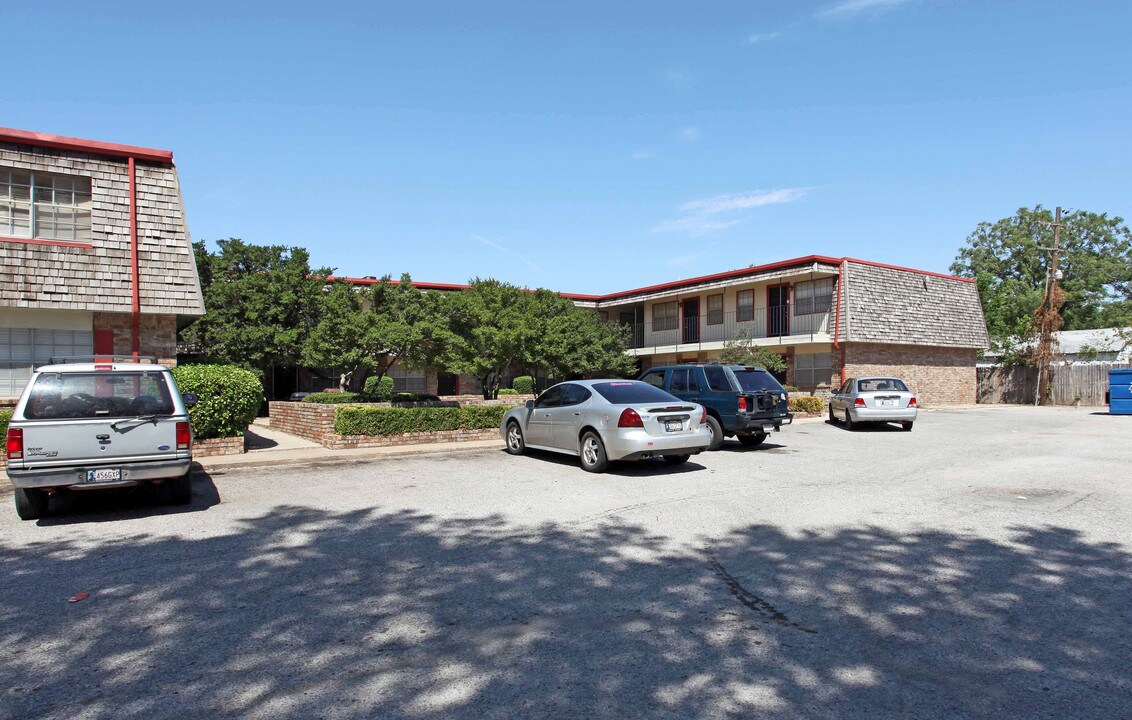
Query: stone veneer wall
[
  {"left": 842, "top": 342, "right": 977, "bottom": 406},
  {"left": 93, "top": 311, "right": 178, "bottom": 364}
]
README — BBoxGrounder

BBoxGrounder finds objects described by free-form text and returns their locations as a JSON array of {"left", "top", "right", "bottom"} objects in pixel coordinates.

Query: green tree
[
  {"left": 950, "top": 206, "right": 1132, "bottom": 353},
  {"left": 181, "top": 239, "right": 331, "bottom": 375},
  {"left": 718, "top": 327, "right": 787, "bottom": 372},
  {"left": 441, "top": 279, "right": 534, "bottom": 399},
  {"left": 527, "top": 291, "right": 636, "bottom": 380},
  {"left": 301, "top": 280, "right": 376, "bottom": 390},
  {"left": 366, "top": 274, "right": 451, "bottom": 379}
]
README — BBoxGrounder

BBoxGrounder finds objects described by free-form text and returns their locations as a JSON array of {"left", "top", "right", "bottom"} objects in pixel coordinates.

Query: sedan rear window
[
  {"left": 731, "top": 369, "right": 785, "bottom": 393},
  {"left": 24, "top": 372, "right": 175, "bottom": 420},
  {"left": 592, "top": 381, "right": 680, "bottom": 405},
  {"left": 857, "top": 378, "right": 909, "bottom": 392}
]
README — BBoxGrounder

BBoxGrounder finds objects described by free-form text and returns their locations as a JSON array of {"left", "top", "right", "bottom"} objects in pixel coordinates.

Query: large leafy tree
[
  {"left": 950, "top": 206, "right": 1132, "bottom": 353},
  {"left": 442, "top": 279, "right": 535, "bottom": 399},
  {"left": 526, "top": 291, "right": 637, "bottom": 380},
  {"left": 181, "top": 239, "right": 331, "bottom": 375},
  {"left": 301, "top": 280, "right": 376, "bottom": 390}
]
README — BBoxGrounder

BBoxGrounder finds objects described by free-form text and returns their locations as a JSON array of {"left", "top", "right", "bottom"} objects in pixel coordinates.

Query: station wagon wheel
[
  {"left": 704, "top": 415, "right": 724, "bottom": 451},
  {"left": 844, "top": 409, "right": 855, "bottom": 431},
  {"left": 505, "top": 421, "right": 526, "bottom": 455},
  {"left": 579, "top": 431, "right": 609, "bottom": 473},
  {"left": 14, "top": 488, "right": 49, "bottom": 521}
]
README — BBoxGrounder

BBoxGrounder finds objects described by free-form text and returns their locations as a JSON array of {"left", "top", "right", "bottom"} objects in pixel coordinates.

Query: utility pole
[{"left": 1033, "top": 206, "right": 1065, "bottom": 406}]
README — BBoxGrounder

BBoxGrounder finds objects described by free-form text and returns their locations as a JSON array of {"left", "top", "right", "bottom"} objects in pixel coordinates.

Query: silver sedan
[
  {"left": 828, "top": 376, "right": 918, "bottom": 431},
  {"left": 500, "top": 379, "right": 711, "bottom": 472}
]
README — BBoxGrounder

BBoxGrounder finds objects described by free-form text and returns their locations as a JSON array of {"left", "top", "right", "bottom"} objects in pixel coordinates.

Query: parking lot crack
[{"left": 708, "top": 555, "right": 818, "bottom": 634}]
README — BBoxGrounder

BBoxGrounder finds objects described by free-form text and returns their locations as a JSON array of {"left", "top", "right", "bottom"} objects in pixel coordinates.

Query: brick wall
[
  {"left": 323, "top": 428, "right": 499, "bottom": 450},
  {"left": 193, "top": 436, "right": 245, "bottom": 457},
  {"left": 842, "top": 342, "right": 976, "bottom": 406},
  {"left": 268, "top": 402, "right": 337, "bottom": 443},
  {"left": 93, "top": 311, "right": 177, "bottom": 364}
]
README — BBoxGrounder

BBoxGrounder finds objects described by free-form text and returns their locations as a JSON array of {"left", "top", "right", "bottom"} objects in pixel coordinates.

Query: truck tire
[
  {"left": 14, "top": 488, "right": 49, "bottom": 521},
  {"left": 169, "top": 471, "right": 193, "bottom": 505},
  {"left": 705, "top": 416, "right": 724, "bottom": 451}
]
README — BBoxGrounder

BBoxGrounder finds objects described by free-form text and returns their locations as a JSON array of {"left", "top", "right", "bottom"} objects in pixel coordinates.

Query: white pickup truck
[{"left": 4, "top": 356, "right": 197, "bottom": 520}]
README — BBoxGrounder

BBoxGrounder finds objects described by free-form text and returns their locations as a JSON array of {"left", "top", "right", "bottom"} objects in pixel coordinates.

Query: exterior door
[
  {"left": 682, "top": 299, "right": 700, "bottom": 344},
  {"left": 437, "top": 373, "right": 458, "bottom": 396},
  {"left": 767, "top": 285, "right": 789, "bottom": 337}
]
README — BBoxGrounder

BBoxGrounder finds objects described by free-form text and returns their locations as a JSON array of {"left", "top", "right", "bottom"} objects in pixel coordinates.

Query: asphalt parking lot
[{"left": 2, "top": 405, "right": 1130, "bottom": 719}]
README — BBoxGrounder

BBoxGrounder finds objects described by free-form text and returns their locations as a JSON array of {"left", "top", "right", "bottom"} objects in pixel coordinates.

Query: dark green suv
[{"left": 637, "top": 364, "right": 792, "bottom": 450}]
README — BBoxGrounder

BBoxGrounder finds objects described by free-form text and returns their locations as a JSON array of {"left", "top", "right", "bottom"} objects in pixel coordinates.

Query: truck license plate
[
  {"left": 86, "top": 468, "right": 121, "bottom": 483},
  {"left": 665, "top": 420, "right": 682, "bottom": 432}
]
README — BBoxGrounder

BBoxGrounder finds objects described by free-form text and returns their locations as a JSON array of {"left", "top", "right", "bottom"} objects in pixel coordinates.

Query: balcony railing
[{"left": 617, "top": 308, "right": 831, "bottom": 351}]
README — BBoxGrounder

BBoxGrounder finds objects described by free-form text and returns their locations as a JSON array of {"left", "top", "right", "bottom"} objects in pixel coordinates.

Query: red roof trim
[{"left": 0, "top": 127, "right": 173, "bottom": 164}]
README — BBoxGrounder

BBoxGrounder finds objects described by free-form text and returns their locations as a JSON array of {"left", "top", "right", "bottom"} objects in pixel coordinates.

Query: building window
[
  {"left": 736, "top": 290, "right": 754, "bottom": 322},
  {"left": 795, "top": 278, "right": 834, "bottom": 315},
  {"left": 0, "top": 169, "right": 92, "bottom": 242},
  {"left": 794, "top": 352, "right": 833, "bottom": 387},
  {"left": 707, "top": 294, "right": 723, "bottom": 325},
  {"left": 388, "top": 364, "right": 427, "bottom": 393},
  {"left": 0, "top": 327, "right": 94, "bottom": 397},
  {"left": 652, "top": 301, "right": 678, "bottom": 331}
]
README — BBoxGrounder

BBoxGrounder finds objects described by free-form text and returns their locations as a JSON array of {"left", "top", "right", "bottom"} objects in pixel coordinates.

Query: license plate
[
  {"left": 762, "top": 424, "right": 775, "bottom": 433},
  {"left": 879, "top": 400, "right": 896, "bottom": 407},
  {"left": 665, "top": 420, "right": 682, "bottom": 432},
  {"left": 86, "top": 468, "right": 121, "bottom": 483}
]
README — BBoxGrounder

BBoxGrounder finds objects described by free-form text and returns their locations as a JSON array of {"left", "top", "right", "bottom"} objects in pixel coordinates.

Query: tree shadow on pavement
[{"left": 1, "top": 509, "right": 1129, "bottom": 719}]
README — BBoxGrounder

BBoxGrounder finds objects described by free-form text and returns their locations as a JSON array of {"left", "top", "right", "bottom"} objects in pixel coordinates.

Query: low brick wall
[
  {"left": 268, "top": 401, "right": 338, "bottom": 443},
  {"left": 194, "top": 436, "right": 245, "bottom": 457},
  {"left": 323, "top": 428, "right": 500, "bottom": 450}
]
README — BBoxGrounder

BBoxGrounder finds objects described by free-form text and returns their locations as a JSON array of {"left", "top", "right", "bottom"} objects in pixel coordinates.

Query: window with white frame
[
  {"left": 794, "top": 352, "right": 833, "bottom": 387},
  {"left": 0, "top": 168, "right": 92, "bottom": 242},
  {"left": 707, "top": 294, "right": 723, "bottom": 325},
  {"left": 736, "top": 290, "right": 754, "bottom": 322},
  {"left": 0, "top": 327, "right": 94, "bottom": 397},
  {"left": 794, "top": 278, "right": 834, "bottom": 315},
  {"left": 652, "top": 301, "right": 678, "bottom": 331}
]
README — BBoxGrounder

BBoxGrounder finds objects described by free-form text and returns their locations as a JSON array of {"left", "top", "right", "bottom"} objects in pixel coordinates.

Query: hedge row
[
  {"left": 335, "top": 405, "right": 508, "bottom": 436},
  {"left": 788, "top": 396, "right": 824, "bottom": 413},
  {"left": 0, "top": 408, "right": 11, "bottom": 439},
  {"left": 303, "top": 392, "right": 364, "bottom": 404}
]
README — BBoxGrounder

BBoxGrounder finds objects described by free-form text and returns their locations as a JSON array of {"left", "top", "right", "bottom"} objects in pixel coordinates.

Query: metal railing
[{"left": 616, "top": 308, "right": 831, "bottom": 351}]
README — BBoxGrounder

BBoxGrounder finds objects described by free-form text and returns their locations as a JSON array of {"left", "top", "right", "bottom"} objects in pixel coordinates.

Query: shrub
[
  {"left": 783, "top": 385, "right": 800, "bottom": 393},
  {"left": 0, "top": 408, "right": 11, "bottom": 438},
  {"left": 303, "top": 392, "right": 364, "bottom": 404},
  {"left": 363, "top": 375, "right": 394, "bottom": 402},
  {"left": 172, "top": 364, "right": 262, "bottom": 439},
  {"left": 512, "top": 376, "right": 535, "bottom": 394},
  {"left": 334, "top": 405, "right": 508, "bottom": 436},
  {"left": 788, "top": 396, "right": 824, "bottom": 414},
  {"left": 392, "top": 392, "right": 439, "bottom": 402},
  {"left": 498, "top": 388, "right": 518, "bottom": 395}
]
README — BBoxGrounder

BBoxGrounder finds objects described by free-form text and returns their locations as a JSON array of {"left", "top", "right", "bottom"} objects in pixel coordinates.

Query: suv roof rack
[{"left": 47, "top": 355, "right": 159, "bottom": 364}]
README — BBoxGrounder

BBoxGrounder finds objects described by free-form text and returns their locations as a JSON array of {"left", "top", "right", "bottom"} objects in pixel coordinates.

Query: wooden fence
[{"left": 977, "top": 363, "right": 1131, "bottom": 405}]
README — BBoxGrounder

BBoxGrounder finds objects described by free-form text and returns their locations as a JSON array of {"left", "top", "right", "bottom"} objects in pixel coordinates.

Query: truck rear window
[
  {"left": 24, "top": 372, "right": 175, "bottom": 420},
  {"left": 731, "top": 369, "right": 785, "bottom": 394},
  {"left": 592, "top": 381, "right": 680, "bottom": 405}
]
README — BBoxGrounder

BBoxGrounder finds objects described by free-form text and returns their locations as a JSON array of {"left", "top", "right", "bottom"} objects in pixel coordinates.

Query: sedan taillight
[
  {"left": 617, "top": 408, "right": 644, "bottom": 428},
  {"left": 176, "top": 421, "right": 192, "bottom": 450},
  {"left": 854, "top": 398, "right": 866, "bottom": 407},
  {"left": 909, "top": 397, "right": 917, "bottom": 407},
  {"left": 6, "top": 428, "right": 23, "bottom": 460},
  {"left": 700, "top": 407, "right": 707, "bottom": 425}
]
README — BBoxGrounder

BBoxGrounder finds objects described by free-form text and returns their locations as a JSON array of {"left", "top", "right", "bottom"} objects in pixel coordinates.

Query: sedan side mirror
[
  {"left": 525, "top": 400, "right": 534, "bottom": 409},
  {"left": 182, "top": 392, "right": 199, "bottom": 409}
]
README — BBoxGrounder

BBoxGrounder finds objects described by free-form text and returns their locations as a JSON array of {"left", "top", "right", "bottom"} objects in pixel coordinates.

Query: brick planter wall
[
  {"left": 194, "top": 436, "right": 245, "bottom": 457},
  {"left": 323, "top": 428, "right": 500, "bottom": 450},
  {"left": 843, "top": 342, "right": 977, "bottom": 406},
  {"left": 268, "top": 402, "right": 338, "bottom": 443}
]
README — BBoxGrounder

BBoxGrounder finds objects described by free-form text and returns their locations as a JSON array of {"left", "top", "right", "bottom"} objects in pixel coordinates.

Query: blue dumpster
[{"left": 1110, "top": 368, "right": 1132, "bottom": 415}]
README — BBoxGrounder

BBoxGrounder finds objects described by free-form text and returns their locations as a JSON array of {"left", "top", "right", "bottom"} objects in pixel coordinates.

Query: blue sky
[{"left": 6, "top": 0, "right": 1131, "bottom": 294}]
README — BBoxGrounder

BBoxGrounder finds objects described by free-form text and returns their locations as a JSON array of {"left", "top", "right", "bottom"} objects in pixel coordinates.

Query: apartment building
[{"left": 0, "top": 127, "right": 204, "bottom": 398}]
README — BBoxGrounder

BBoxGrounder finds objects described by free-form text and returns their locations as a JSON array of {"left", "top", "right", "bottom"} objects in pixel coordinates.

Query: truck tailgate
[{"left": 14, "top": 417, "right": 184, "bottom": 470}]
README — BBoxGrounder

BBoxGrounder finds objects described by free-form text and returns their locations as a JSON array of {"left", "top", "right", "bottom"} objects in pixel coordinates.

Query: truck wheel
[
  {"left": 737, "top": 433, "right": 767, "bottom": 448},
  {"left": 14, "top": 488, "right": 49, "bottom": 521},
  {"left": 705, "top": 416, "right": 724, "bottom": 451},
  {"left": 169, "top": 471, "right": 193, "bottom": 505}
]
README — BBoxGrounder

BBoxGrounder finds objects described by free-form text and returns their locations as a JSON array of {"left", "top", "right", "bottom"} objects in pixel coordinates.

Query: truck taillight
[
  {"left": 617, "top": 408, "right": 644, "bottom": 428},
  {"left": 6, "top": 428, "right": 22, "bottom": 460},
  {"left": 738, "top": 397, "right": 748, "bottom": 412},
  {"left": 908, "top": 397, "right": 917, "bottom": 407},
  {"left": 854, "top": 398, "right": 866, "bottom": 407},
  {"left": 176, "top": 421, "right": 192, "bottom": 450}
]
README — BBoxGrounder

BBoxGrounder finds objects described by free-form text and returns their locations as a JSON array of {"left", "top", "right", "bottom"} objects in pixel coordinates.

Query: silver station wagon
[
  {"left": 828, "top": 376, "right": 918, "bottom": 431},
  {"left": 500, "top": 379, "right": 711, "bottom": 472},
  {"left": 4, "top": 356, "right": 197, "bottom": 520}
]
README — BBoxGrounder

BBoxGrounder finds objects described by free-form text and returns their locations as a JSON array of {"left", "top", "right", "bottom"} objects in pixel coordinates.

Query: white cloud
[
  {"left": 678, "top": 188, "right": 808, "bottom": 214},
  {"left": 472, "top": 234, "right": 542, "bottom": 273},
  {"left": 817, "top": 0, "right": 911, "bottom": 19},
  {"left": 746, "top": 32, "right": 780, "bottom": 44},
  {"left": 679, "top": 126, "right": 702, "bottom": 142},
  {"left": 652, "top": 217, "right": 742, "bottom": 237}
]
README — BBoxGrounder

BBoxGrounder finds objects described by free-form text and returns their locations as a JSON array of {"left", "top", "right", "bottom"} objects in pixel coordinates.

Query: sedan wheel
[
  {"left": 662, "top": 454, "right": 690, "bottom": 465},
  {"left": 901, "top": 421, "right": 914, "bottom": 432},
  {"left": 844, "top": 409, "right": 855, "bottom": 430},
  {"left": 505, "top": 421, "right": 526, "bottom": 455},
  {"left": 579, "top": 431, "right": 609, "bottom": 473},
  {"left": 828, "top": 404, "right": 835, "bottom": 423}
]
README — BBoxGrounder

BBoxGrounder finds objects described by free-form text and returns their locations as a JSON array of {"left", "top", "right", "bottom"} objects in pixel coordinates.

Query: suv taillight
[
  {"left": 176, "top": 421, "right": 192, "bottom": 450},
  {"left": 738, "top": 397, "right": 748, "bottom": 412},
  {"left": 854, "top": 398, "right": 866, "bottom": 407},
  {"left": 617, "top": 408, "right": 644, "bottom": 428},
  {"left": 909, "top": 397, "right": 917, "bottom": 407},
  {"left": 6, "top": 428, "right": 23, "bottom": 460}
]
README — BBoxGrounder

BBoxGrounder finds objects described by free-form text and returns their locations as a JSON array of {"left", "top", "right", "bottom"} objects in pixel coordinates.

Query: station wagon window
[
  {"left": 652, "top": 301, "right": 678, "bottom": 331},
  {"left": 736, "top": 290, "right": 754, "bottom": 322},
  {"left": 24, "top": 371, "right": 174, "bottom": 420},
  {"left": 640, "top": 370, "right": 666, "bottom": 388},
  {"left": 704, "top": 365, "right": 733, "bottom": 392},
  {"left": 669, "top": 368, "right": 700, "bottom": 393},
  {"left": 707, "top": 294, "right": 724, "bottom": 325},
  {"left": 0, "top": 168, "right": 92, "bottom": 242},
  {"left": 794, "top": 353, "right": 833, "bottom": 387},
  {"left": 795, "top": 278, "right": 834, "bottom": 315}
]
